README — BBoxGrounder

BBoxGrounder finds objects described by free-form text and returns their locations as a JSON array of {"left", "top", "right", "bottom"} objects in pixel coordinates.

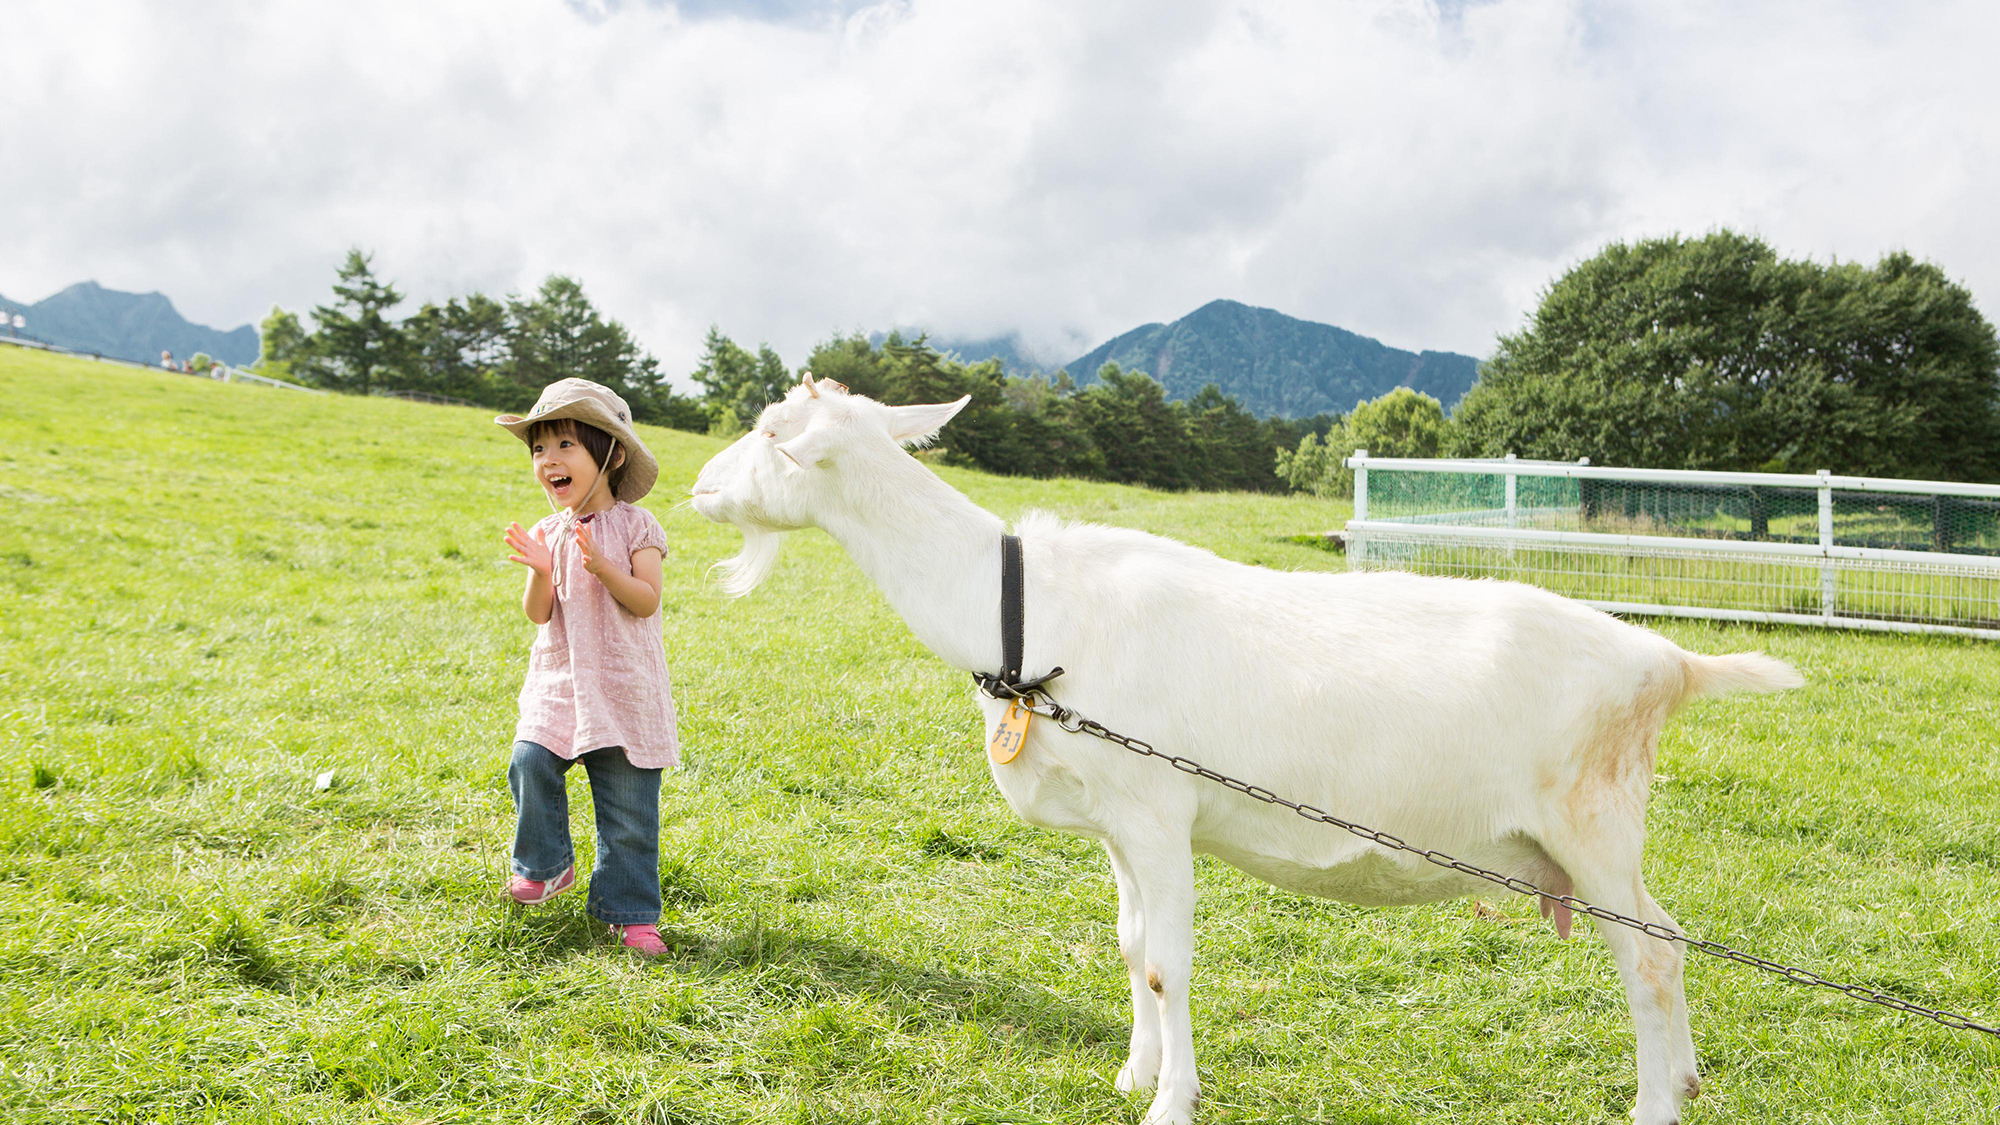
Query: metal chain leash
[{"left": 984, "top": 685, "right": 2000, "bottom": 1040}]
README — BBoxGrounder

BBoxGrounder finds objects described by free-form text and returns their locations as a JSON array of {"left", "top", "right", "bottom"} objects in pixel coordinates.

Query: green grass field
[{"left": 2, "top": 345, "right": 1996, "bottom": 1124}]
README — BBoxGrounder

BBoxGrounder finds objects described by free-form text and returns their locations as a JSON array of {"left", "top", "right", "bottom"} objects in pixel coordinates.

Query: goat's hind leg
[
  {"left": 1639, "top": 888, "right": 1698, "bottom": 1104},
  {"left": 1552, "top": 833, "right": 1696, "bottom": 1125},
  {"left": 1105, "top": 840, "right": 1162, "bottom": 1093}
]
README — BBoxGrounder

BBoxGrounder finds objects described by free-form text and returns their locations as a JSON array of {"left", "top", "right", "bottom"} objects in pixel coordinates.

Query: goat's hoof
[
  {"left": 1139, "top": 1086, "right": 1197, "bottom": 1125},
  {"left": 1115, "top": 1060, "right": 1158, "bottom": 1094}
]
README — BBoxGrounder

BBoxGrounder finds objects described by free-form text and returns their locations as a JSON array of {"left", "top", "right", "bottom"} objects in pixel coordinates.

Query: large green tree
[
  {"left": 1277, "top": 387, "right": 1448, "bottom": 498},
  {"left": 691, "top": 327, "right": 795, "bottom": 432},
  {"left": 1072, "top": 365, "right": 1194, "bottom": 490},
  {"left": 504, "top": 277, "right": 704, "bottom": 430},
  {"left": 1000, "top": 371, "right": 1104, "bottom": 479},
  {"left": 1455, "top": 230, "right": 2000, "bottom": 479},
  {"left": 300, "top": 249, "right": 407, "bottom": 395},
  {"left": 254, "top": 306, "right": 308, "bottom": 381},
  {"left": 400, "top": 293, "right": 514, "bottom": 405},
  {"left": 874, "top": 336, "right": 1022, "bottom": 471},
  {"left": 1183, "top": 383, "right": 1282, "bottom": 492},
  {"left": 802, "top": 332, "right": 894, "bottom": 401}
]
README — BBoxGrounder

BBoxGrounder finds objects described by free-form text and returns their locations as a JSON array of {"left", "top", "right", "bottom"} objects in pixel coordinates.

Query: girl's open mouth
[{"left": 549, "top": 475, "right": 572, "bottom": 492}]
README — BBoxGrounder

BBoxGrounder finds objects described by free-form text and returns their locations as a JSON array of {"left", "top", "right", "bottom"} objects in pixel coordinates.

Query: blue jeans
[{"left": 507, "top": 741, "right": 662, "bottom": 925}]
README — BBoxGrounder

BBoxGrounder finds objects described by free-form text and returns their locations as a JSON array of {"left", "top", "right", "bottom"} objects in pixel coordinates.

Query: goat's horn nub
[{"left": 800, "top": 371, "right": 818, "bottom": 398}]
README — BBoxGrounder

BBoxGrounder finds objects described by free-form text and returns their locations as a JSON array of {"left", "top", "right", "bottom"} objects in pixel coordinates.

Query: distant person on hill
[
  {"left": 160, "top": 350, "right": 174, "bottom": 369},
  {"left": 495, "top": 379, "right": 678, "bottom": 957}
]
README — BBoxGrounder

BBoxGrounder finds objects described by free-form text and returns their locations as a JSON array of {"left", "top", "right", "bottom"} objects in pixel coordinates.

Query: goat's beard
[{"left": 712, "top": 524, "right": 784, "bottom": 597}]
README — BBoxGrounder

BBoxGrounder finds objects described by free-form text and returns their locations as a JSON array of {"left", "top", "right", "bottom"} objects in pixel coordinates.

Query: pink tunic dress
[{"left": 515, "top": 501, "right": 680, "bottom": 768}]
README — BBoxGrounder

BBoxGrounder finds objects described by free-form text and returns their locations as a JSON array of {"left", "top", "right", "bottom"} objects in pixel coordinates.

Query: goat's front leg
[
  {"left": 1105, "top": 841, "right": 1161, "bottom": 1093},
  {"left": 1120, "top": 834, "right": 1198, "bottom": 1125}
]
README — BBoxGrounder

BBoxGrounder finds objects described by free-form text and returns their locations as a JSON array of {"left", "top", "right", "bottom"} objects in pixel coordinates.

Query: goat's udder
[{"left": 1537, "top": 866, "right": 1576, "bottom": 939}]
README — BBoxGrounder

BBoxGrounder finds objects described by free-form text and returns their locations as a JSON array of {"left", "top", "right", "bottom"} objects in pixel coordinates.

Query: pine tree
[
  {"left": 504, "top": 276, "right": 703, "bottom": 429},
  {"left": 302, "top": 249, "right": 406, "bottom": 395}
]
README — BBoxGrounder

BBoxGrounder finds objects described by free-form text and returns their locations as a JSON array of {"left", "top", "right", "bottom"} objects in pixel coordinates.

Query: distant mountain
[
  {"left": 866, "top": 330, "right": 1064, "bottom": 377},
  {"left": 924, "top": 333, "right": 1051, "bottom": 376},
  {"left": 879, "top": 301, "right": 1481, "bottom": 418},
  {"left": 0, "top": 281, "right": 260, "bottom": 367},
  {"left": 1064, "top": 299, "right": 1479, "bottom": 418}
]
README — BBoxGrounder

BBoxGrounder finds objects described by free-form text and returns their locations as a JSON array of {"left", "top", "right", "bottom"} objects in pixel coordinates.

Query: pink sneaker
[
  {"left": 506, "top": 866, "right": 575, "bottom": 905},
  {"left": 616, "top": 924, "right": 668, "bottom": 956}
]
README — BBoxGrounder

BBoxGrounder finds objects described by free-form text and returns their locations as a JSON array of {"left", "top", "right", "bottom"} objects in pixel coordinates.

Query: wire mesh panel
[
  {"left": 1831, "top": 492, "right": 2000, "bottom": 554},
  {"left": 1345, "top": 456, "right": 2000, "bottom": 639}
]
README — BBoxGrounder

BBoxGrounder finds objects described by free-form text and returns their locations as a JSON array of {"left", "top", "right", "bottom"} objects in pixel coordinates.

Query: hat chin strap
[{"left": 548, "top": 438, "right": 619, "bottom": 587}]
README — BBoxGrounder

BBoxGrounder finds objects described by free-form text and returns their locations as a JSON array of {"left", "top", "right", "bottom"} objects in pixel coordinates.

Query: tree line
[
  {"left": 267, "top": 232, "right": 2000, "bottom": 502},
  {"left": 260, "top": 250, "right": 1331, "bottom": 493},
  {"left": 693, "top": 329, "right": 1335, "bottom": 492},
  {"left": 257, "top": 250, "right": 708, "bottom": 430}
]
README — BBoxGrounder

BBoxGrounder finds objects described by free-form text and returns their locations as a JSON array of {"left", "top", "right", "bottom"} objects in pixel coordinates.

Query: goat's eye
[{"left": 761, "top": 431, "right": 777, "bottom": 439}]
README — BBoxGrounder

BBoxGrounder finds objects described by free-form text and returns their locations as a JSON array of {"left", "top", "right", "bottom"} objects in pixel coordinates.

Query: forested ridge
[
  {"left": 1060, "top": 298, "right": 1479, "bottom": 419},
  {"left": 258, "top": 252, "right": 1334, "bottom": 494}
]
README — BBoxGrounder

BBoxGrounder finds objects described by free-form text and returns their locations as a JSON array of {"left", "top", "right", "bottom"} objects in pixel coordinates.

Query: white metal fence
[
  {"left": 5, "top": 335, "right": 488, "bottom": 409},
  {"left": 0, "top": 334, "right": 321, "bottom": 392},
  {"left": 1343, "top": 453, "right": 2000, "bottom": 640},
  {"left": 205, "top": 361, "right": 321, "bottom": 392}
]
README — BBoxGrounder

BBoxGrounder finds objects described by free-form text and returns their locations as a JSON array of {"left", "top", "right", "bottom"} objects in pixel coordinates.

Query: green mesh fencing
[
  {"left": 1365, "top": 468, "right": 2000, "bottom": 553},
  {"left": 1348, "top": 459, "right": 2000, "bottom": 637}
]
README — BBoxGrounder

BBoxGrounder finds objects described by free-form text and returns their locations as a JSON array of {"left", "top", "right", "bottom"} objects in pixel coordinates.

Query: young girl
[{"left": 496, "top": 378, "right": 678, "bottom": 955}]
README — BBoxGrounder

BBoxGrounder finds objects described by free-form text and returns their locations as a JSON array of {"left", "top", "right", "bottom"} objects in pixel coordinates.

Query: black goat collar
[{"left": 972, "top": 534, "right": 1064, "bottom": 700}]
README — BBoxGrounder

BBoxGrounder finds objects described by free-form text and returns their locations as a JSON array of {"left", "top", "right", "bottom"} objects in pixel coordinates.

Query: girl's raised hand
[
  {"left": 504, "top": 521, "right": 553, "bottom": 576},
  {"left": 575, "top": 520, "right": 608, "bottom": 577}
]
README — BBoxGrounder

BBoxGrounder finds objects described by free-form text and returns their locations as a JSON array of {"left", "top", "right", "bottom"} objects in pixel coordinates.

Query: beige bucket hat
[{"left": 496, "top": 378, "right": 659, "bottom": 503}]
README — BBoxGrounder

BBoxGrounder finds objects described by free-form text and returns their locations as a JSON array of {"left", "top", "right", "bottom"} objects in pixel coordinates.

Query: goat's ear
[
  {"left": 885, "top": 396, "right": 971, "bottom": 447},
  {"left": 774, "top": 421, "right": 834, "bottom": 470}
]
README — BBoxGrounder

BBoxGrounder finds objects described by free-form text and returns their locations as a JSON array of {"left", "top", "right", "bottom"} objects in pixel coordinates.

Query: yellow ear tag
[{"left": 987, "top": 698, "right": 1031, "bottom": 764}]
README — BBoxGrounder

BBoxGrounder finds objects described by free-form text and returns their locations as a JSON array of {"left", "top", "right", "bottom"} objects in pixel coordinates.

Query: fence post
[
  {"left": 1818, "top": 469, "right": 1835, "bottom": 621},
  {"left": 1350, "top": 450, "right": 1368, "bottom": 568},
  {"left": 1504, "top": 453, "right": 1518, "bottom": 527}
]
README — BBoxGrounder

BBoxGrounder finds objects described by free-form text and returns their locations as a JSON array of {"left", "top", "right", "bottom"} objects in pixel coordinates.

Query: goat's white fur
[{"left": 690, "top": 382, "right": 1803, "bottom": 1125}]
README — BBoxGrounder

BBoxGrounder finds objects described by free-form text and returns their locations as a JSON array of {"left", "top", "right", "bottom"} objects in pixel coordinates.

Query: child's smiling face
[{"left": 530, "top": 422, "right": 607, "bottom": 511}]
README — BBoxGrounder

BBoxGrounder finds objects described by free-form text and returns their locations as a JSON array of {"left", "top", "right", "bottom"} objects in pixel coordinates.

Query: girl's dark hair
[{"left": 527, "top": 417, "right": 625, "bottom": 495}]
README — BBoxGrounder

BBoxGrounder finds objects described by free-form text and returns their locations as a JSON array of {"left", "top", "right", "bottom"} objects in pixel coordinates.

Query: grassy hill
[{"left": 2, "top": 345, "right": 1995, "bottom": 1122}]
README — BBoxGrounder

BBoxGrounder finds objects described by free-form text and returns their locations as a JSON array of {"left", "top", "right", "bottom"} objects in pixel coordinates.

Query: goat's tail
[{"left": 1680, "top": 651, "right": 1804, "bottom": 699}]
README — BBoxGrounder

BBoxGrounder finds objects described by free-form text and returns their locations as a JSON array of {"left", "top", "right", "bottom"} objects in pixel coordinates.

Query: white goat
[{"left": 690, "top": 377, "right": 1802, "bottom": 1125}]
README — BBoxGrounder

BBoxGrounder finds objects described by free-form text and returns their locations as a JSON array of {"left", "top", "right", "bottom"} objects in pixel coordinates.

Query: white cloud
[{"left": 4, "top": 0, "right": 1998, "bottom": 383}]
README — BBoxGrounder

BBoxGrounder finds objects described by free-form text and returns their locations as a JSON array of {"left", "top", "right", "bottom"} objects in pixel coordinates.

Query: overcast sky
[{"left": 6, "top": 0, "right": 1999, "bottom": 380}]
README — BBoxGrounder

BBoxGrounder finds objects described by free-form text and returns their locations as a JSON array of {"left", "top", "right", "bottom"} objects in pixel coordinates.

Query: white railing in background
[
  {"left": 205, "top": 362, "right": 321, "bottom": 393},
  {"left": 1, "top": 333, "right": 321, "bottom": 393},
  {"left": 1344, "top": 452, "right": 2000, "bottom": 640}
]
